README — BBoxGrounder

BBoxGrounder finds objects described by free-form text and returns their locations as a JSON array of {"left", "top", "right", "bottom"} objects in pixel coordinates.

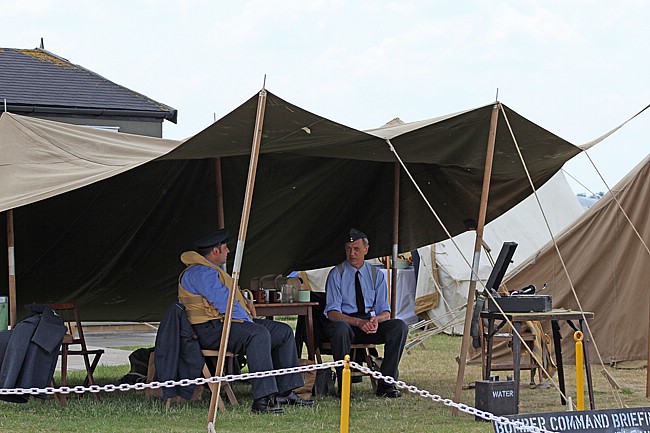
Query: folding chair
[{"left": 45, "top": 302, "right": 104, "bottom": 406}]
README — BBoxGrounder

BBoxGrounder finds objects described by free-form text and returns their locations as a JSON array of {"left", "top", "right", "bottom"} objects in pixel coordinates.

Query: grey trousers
[{"left": 193, "top": 318, "right": 304, "bottom": 399}]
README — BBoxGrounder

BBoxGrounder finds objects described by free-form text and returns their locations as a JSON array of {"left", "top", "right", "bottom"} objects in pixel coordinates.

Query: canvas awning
[
  {"left": 0, "top": 112, "right": 181, "bottom": 212},
  {"left": 160, "top": 92, "right": 580, "bottom": 276},
  {"left": 0, "top": 91, "right": 581, "bottom": 320}
]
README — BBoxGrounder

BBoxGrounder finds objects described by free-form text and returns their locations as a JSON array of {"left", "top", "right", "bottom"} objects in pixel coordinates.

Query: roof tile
[{"left": 0, "top": 48, "right": 177, "bottom": 122}]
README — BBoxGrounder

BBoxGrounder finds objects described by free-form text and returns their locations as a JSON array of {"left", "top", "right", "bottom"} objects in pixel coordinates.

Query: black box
[
  {"left": 487, "top": 295, "right": 552, "bottom": 313},
  {"left": 474, "top": 379, "right": 517, "bottom": 421}
]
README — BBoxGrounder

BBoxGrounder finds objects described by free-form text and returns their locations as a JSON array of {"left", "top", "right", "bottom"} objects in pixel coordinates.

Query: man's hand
[
  {"left": 358, "top": 316, "right": 379, "bottom": 334},
  {"left": 328, "top": 310, "right": 388, "bottom": 334}
]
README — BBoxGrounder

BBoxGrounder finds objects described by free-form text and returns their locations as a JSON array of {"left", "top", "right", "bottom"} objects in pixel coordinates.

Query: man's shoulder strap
[
  {"left": 336, "top": 262, "right": 377, "bottom": 286},
  {"left": 180, "top": 251, "right": 231, "bottom": 281},
  {"left": 178, "top": 250, "right": 251, "bottom": 316}
]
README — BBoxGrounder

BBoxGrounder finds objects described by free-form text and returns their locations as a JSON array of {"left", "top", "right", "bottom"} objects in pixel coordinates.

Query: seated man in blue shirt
[
  {"left": 178, "top": 228, "right": 314, "bottom": 414},
  {"left": 324, "top": 228, "right": 409, "bottom": 398}
]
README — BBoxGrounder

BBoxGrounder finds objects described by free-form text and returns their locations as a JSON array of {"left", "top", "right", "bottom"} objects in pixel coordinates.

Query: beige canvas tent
[
  {"left": 0, "top": 112, "right": 181, "bottom": 211},
  {"left": 504, "top": 153, "right": 650, "bottom": 365}
]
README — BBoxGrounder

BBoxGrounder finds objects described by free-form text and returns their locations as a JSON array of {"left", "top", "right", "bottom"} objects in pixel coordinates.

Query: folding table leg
[{"left": 551, "top": 320, "right": 566, "bottom": 405}]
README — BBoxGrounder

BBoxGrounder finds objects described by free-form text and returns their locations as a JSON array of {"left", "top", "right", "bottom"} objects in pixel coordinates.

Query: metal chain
[
  {"left": 0, "top": 361, "right": 344, "bottom": 396},
  {"left": 349, "top": 361, "right": 558, "bottom": 433},
  {"left": 0, "top": 359, "right": 556, "bottom": 432}
]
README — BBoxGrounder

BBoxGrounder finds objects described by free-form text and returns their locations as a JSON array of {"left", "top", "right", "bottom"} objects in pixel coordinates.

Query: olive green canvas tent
[{"left": 0, "top": 90, "right": 580, "bottom": 321}]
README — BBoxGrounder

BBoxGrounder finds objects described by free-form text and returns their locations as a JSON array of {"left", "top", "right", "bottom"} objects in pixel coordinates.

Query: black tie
[{"left": 355, "top": 270, "right": 365, "bottom": 315}]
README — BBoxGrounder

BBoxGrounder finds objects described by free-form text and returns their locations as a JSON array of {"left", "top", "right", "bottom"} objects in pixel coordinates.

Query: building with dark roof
[{"left": 0, "top": 47, "right": 177, "bottom": 137}]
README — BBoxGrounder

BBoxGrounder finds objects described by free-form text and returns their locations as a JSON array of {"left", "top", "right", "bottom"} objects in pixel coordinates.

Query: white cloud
[{"left": 1, "top": 0, "right": 648, "bottom": 192}]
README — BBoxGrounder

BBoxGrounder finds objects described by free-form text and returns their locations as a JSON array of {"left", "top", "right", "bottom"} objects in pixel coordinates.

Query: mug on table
[{"left": 264, "top": 288, "right": 281, "bottom": 303}]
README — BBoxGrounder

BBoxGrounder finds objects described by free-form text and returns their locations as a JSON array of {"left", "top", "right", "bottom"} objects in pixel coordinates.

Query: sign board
[{"left": 493, "top": 407, "right": 650, "bottom": 433}]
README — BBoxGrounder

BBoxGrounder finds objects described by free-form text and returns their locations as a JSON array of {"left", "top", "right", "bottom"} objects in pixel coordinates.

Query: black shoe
[
  {"left": 376, "top": 386, "right": 402, "bottom": 398},
  {"left": 275, "top": 391, "right": 315, "bottom": 407},
  {"left": 251, "top": 396, "right": 285, "bottom": 414}
]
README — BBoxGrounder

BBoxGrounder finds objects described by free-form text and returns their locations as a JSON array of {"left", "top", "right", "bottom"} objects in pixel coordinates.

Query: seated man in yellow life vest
[{"left": 178, "top": 228, "right": 314, "bottom": 414}]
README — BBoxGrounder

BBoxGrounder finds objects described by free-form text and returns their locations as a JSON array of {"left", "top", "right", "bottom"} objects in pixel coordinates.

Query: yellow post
[
  {"left": 574, "top": 331, "right": 585, "bottom": 411},
  {"left": 340, "top": 355, "right": 352, "bottom": 433}
]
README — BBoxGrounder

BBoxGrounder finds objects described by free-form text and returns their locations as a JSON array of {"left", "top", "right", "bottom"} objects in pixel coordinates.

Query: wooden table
[
  {"left": 254, "top": 302, "right": 319, "bottom": 362},
  {"left": 480, "top": 309, "right": 595, "bottom": 412}
]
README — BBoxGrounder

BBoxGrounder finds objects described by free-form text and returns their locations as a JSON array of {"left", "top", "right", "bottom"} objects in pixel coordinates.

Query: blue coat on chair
[
  {"left": 0, "top": 304, "right": 67, "bottom": 403},
  {"left": 154, "top": 303, "right": 204, "bottom": 400}
]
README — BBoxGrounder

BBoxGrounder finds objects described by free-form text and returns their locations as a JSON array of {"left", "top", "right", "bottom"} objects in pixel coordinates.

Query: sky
[{"left": 1, "top": 0, "right": 648, "bottom": 196}]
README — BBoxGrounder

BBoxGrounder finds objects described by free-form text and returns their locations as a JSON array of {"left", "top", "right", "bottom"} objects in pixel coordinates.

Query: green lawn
[{"left": 0, "top": 333, "right": 647, "bottom": 432}]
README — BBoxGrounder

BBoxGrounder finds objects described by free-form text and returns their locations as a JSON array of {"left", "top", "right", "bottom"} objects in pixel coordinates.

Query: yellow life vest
[{"left": 177, "top": 251, "right": 252, "bottom": 325}]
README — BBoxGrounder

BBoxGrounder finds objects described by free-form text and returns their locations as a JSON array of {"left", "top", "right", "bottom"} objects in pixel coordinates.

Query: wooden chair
[
  {"left": 145, "top": 350, "right": 203, "bottom": 404},
  {"left": 45, "top": 302, "right": 104, "bottom": 406},
  {"left": 202, "top": 349, "right": 239, "bottom": 421},
  {"left": 304, "top": 291, "right": 380, "bottom": 394},
  {"left": 144, "top": 349, "right": 238, "bottom": 414},
  {"left": 315, "top": 342, "right": 379, "bottom": 392}
]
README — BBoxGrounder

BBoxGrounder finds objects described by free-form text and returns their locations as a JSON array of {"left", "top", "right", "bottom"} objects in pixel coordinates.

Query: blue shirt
[
  {"left": 324, "top": 261, "right": 390, "bottom": 318},
  {"left": 180, "top": 265, "right": 252, "bottom": 322}
]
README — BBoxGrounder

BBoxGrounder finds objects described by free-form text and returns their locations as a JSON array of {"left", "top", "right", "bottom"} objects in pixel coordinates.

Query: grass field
[{"left": 0, "top": 332, "right": 647, "bottom": 432}]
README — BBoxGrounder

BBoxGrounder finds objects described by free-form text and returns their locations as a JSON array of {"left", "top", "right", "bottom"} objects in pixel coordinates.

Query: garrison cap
[
  {"left": 346, "top": 228, "right": 368, "bottom": 243},
  {"left": 194, "top": 228, "right": 229, "bottom": 249}
]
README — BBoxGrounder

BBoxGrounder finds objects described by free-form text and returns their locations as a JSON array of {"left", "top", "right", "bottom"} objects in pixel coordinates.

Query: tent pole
[
  {"left": 214, "top": 157, "right": 225, "bottom": 229},
  {"left": 207, "top": 89, "right": 267, "bottom": 430},
  {"left": 390, "top": 162, "right": 400, "bottom": 318},
  {"left": 452, "top": 103, "right": 499, "bottom": 414},
  {"left": 6, "top": 209, "right": 16, "bottom": 328},
  {"left": 647, "top": 300, "right": 650, "bottom": 397}
]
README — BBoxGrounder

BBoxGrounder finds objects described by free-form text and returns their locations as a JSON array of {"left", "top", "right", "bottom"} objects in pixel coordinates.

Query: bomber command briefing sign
[{"left": 492, "top": 407, "right": 650, "bottom": 433}]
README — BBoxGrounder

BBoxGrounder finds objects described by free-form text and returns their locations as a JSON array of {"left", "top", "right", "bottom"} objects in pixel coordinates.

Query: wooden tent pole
[
  {"left": 214, "top": 157, "right": 225, "bottom": 229},
  {"left": 390, "top": 162, "right": 400, "bottom": 318},
  {"left": 6, "top": 209, "right": 16, "bottom": 328},
  {"left": 452, "top": 103, "right": 499, "bottom": 414},
  {"left": 647, "top": 297, "right": 650, "bottom": 397},
  {"left": 207, "top": 89, "right": 267, "bottom": 429}
]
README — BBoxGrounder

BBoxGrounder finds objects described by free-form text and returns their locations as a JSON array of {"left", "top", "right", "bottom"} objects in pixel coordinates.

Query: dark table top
[{"left": 480, "top": 309, "right": 594, "bottom": 321}]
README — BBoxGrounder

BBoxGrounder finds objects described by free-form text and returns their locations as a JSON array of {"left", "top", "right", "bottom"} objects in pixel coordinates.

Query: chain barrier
[
  {"left": 0, "top": 360, "right": 344, "bottom": 396},
  {"left": 0, "top": 359, "right": 556, "bottom": 432},
  {"left": 349, "top": 361, "right": 558, "bottom": 433}
]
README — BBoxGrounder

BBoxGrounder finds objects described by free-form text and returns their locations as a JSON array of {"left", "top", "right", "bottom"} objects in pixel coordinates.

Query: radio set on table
[{"left": 486, "top": 284, "right": 552, "bottom": 313}]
